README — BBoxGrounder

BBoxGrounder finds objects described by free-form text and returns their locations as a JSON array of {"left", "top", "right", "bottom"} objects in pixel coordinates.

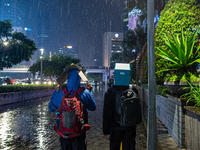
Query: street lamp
[
  {"left": 40, "top": 48, "right": 44, "bottom": 85},
  {"left": 3, "top": 41, "right": 8, "bottom": 46}
]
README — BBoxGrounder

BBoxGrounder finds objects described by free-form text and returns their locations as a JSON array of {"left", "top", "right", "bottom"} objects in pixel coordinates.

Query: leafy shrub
[
  {"left": 181, "top": 82, "right": 200, "bottom": 108},
  {"left": 156, "top": 28, "right": 200, "bottom": 82},
  {"left": 130, "top": 61, "right": 136, "bottom": 81},
  {"left": 136, "top": 42, "right": 148, "bottom": 84},
  {"left": 141, "top": 84, "right": 171, "bottom": 97},
  {"left": 0, "top": 84, "right": 57, "bottom": 93},
  {"left": 155, "top": 0, "right": 200, "bottom": 82},
  {"left": 161, "top": 88, "right": 173, "bottom": 97},
  {"left": 157, "top": 28, "right": 199, "bottom": 70},
  {"left": 165, "top": 72, "right": 199, "bottom": 82}
]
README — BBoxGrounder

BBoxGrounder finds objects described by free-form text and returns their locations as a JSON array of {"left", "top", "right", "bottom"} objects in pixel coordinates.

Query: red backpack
[{"left": 53, "top": 87, "right": 90, "bottom": 138}]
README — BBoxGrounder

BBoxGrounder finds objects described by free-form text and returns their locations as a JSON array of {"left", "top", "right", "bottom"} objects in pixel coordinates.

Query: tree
[
  {"left": 127, "top": 0, "right": 147, "bottom": 12},
  {"left": 127, "top": 0, "right": 168, "bottom": 14},
  {"left": 110, "top": 21, "right": 147, "bottom": 72},
  {"left": 0, "top": 20, "right": 37, "bottom": 70},
  {"left": 110, "top": 52, "right": 123, "bottom": 69},
  {"left": 29, "top": 54, "right": 84, "bottom": 78},
  {"left": 87, "top": 73, "right": 102, "bottom": 82}
]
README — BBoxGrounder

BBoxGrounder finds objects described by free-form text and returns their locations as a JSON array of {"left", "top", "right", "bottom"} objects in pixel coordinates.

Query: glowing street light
[
  {"left": 40, "top": 48, "right": 44, "bottom": 55},
  {"left": 40, "top": 48, "right": 44, "bottom": 85},
  {"left": 3, "top": 42, "right": 8, "bottom": 46}
]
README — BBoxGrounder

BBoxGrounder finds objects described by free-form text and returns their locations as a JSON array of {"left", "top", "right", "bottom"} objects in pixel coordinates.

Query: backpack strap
[
  {"left": 62, "top": 87, "right": 85, "bottom": 97},
  {"left": 75, "top": 87, "right": 85, "bottom": 96},
  {"left": 62, "top": 87, "right": 74, "bottom": 97},
  {"left": 120, "top": 84, "right": 137, "bottom": 97},
  {"left": 62, "top": 87, "right": 69, "bottom": 96}
]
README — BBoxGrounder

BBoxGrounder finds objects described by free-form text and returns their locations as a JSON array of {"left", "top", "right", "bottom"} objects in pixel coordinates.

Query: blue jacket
[{"left": 48, "top": 69, "right": 96, "bottom": 123}]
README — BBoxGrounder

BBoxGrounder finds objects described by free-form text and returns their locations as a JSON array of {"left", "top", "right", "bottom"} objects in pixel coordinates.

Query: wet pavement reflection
[{"left": 0, "top": 85, "right": 108, "bottom": 150}]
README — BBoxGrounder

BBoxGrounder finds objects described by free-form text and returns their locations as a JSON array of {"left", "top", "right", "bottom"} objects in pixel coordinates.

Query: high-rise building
[
  {"left": 59, "top": 45, "right": 78, "bottom": 59},
  {"left": 102, "top": 32, "right": 123, "bottom": 67},
  {"left": 22, "top": 0, "right": 51, "bottom": 59},
  {"left": 0, "top": 0, "right": 24, "bottom": 27},
  {"left": 123, "top": 1, "right": 129, "bottom": 33},
  {"left": 12, "top": 27, "right": 23, "bottom": 33},
  {"left": 34, "top": 0, "right": 51, "bottom": 57}
]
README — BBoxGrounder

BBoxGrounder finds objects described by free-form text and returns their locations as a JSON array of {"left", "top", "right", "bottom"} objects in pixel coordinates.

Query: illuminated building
[
  {"left": 102, "top": 32, "right": 123, "bottom": 67},
  {"left": 0, "top": 0, "right": 24, "bottom": 27},
  {"left": 59, "top": 45, "right": 78, "bottom": 58}
]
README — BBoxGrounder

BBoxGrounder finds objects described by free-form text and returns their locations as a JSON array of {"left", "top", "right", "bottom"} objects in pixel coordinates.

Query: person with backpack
[
  {"left": 49, "top": 65, "right": 96, "bottom": 150},
  {"left": 103, "top": 63, "right": 142, "bottom": 150}
]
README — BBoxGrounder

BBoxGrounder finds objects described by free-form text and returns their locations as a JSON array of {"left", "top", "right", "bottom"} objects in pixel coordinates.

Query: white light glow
[
  {"left": 0, "top": 112, "right": 9, "bottom": 147},
  {"left": 40, "top": 48, "right": 44, "bottom": 55},
  {"left": 3, "top": 42, "right": 8, "bottom": 46}
]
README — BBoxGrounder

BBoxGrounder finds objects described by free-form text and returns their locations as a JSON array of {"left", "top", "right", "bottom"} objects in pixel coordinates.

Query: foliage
[
  {"left": 165, "top": 72, "right": 199, "bottom": 82},
  {"left": 110, "top": 53, "right": 124, "bottom": 69},
  {"left": 181, "top": 82, "right": 200, "bottom": 108},
  {"left": 0, "top": 20, "right": 37, "bottom": 70},
  {"left": 161, "top": 88, "right": 173, "bottom": 97},
  {"left": 122, "top": 31, "right": 138, "bottom": 62},
  {"left": 141, "top": 84, "right": 172, "bottom": 97},
  {"left": 127, "top": 0, "right": 147, "bottom": 12},
  {"left": 87, "top": 73, "right": 102, "bottom": 82},
  {"left": 130, "top": 61, "right": 136, "bottom": 80},
  {"left": 136, "top": 42, "right": 148, "bottom": 84},
  {"left": 156, "top": 28, "right": 200, "bottom": 81},
  {"left": 0, "top": 84, "right": 57, "bottom": 93},
  {"left": 29, "top": 54, "right": 83, "bottom": 78},
  {"left": 122, "top": 30, "right": 138, "bottom": 50},
  {"left": 155, "top": 0, "right": 200, "bottom": 82},
  {"left": 134, "top": 23, "right": 147, "bottom": 47}
]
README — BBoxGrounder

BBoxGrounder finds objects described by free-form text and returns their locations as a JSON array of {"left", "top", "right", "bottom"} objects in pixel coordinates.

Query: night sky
[{"left": 24, "top": 0, "right": 125, "bottom": 66}]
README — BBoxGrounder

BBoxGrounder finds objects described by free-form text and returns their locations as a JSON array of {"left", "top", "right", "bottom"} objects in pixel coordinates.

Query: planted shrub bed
[
  {"left": 141, "top": 84, "right": 172, "bottom": 97},
  {"left": 0, "top": 84, "right": 57, "bottom": 93}
]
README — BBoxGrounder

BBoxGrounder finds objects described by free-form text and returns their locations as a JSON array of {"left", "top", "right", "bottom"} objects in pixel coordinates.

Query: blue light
[
  {"left": 154, "top": 15, "right": 160, "bottom": 23},
  {"left": 24, "top": 27, "right": 31, "bottom": 31},
  {"left": 132, "top": 49, "right": 136, "bottom": 53}
]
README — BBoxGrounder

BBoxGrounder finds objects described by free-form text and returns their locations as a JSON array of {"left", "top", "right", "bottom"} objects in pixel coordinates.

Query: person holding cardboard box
[
  {"left": 103, "top": 63, "right": 142, "bottom": 150},
  {"left": 49, "top": 65, "right": 96, "bottom": 150}
]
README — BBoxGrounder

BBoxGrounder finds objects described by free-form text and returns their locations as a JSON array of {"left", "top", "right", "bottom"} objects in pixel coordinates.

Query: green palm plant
[
  {"left": 181, "top": 81, "right": 200, "bottom": 108},
  {"left": 156, "top": 28, "right": 200, "bottom": 79}
]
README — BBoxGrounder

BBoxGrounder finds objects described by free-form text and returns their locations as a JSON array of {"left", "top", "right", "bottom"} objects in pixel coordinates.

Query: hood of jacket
[{"left": 67, "top": 69, "right": 81, "bottom": 94}]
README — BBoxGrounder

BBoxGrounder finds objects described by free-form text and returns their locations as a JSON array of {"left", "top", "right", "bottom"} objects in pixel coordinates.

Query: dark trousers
[
  {"left": 110, "top": 127, "right": 136, "bottom": 150},
  {"left": 60, "top": 133, "right": 86, "bottom": 150}
]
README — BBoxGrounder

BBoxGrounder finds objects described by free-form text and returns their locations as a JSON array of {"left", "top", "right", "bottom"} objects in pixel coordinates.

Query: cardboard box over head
[
  {"left": 114, "top": 63, "right": 130, "bottom": 86},
  {"left": 56, "top": 65, "right": 88, "bottom": 86}
]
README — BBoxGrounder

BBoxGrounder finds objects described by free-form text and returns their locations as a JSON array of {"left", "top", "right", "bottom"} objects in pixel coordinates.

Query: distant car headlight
[
  {"left": 35, "top": 81, "right": 39, "bottom": 85},
  {"left": 44, "top": 81, "right": 47, "bottom": 84},
  {"left": 22, "top": 82, "right": 25, "bottom": 85},
  {"left": 2, "top": 83, "right": 7, "bottom": 86},
  {"left": 48, "top": 81, "right": 52, "bottom": 84}
]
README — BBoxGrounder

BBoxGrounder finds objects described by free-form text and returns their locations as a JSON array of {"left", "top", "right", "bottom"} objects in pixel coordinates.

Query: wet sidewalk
[
  {"left": 0, "top": 86, "right": 181, "bottom": 150},
  {"left": 134, "top": 118, "right": 182, "bottom": 150},
  {"left": 157, "top": 119, "right": 181, "bottom": 150}
]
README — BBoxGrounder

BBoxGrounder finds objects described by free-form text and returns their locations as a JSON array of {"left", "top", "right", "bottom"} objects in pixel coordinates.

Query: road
[{"left": 0, "top": 85, "right": 147, "bottom": 150}]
